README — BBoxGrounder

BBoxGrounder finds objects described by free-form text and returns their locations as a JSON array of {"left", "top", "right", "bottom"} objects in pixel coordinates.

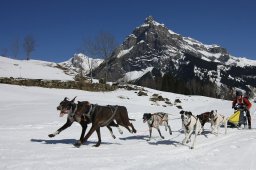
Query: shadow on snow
[
  {"left": 30, "top": 138, "right": 115, "bottom": 145},
  {"left": 147, "top": 140, "right": 181, "bottom": 146},
  {"left": 119, "top": 135, "right": 148, "bottom": 141}
]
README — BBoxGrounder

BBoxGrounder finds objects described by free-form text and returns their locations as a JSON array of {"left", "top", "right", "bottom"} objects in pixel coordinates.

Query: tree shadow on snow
[{"left": 30, "top": 138, "right": 114, "bottom": 145}]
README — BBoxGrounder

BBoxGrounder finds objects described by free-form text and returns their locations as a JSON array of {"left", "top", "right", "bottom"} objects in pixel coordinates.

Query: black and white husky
[
  {"left": 180, "top": 110, "right": 202, "bottom": 149},
  {"left": 209, "top": 110, "right": 228, "bottom": 135}
]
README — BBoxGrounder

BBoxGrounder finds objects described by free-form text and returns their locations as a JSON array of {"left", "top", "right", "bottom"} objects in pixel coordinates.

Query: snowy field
[
  {"left": 0, "top": 56, "right": 73, "bottom": 80},
  {"left": 1, "top": 84, "right": 256, "bottom": 170}
]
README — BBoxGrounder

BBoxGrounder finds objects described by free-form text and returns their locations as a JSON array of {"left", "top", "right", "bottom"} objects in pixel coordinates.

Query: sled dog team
[{"left": 49, "top": 97, "right": 228, "bottom": 149}]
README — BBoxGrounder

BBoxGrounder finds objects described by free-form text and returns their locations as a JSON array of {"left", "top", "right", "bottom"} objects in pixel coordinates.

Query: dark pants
[
  {"left": 239, "top": 109, "right": 251, "bottom": 128},
  {"left": 239, "top": 110, "right": 247, "bottom": 126},
  {"left": 246, "top": 110, "right": 252, "bottom": 129}
]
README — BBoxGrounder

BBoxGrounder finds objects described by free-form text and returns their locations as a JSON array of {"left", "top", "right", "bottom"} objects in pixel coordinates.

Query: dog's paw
[
  {"left": 73, "top": 141, "right": 82, "bottom": 148},
  {"left": 93, "top": 143, "right": 100, "bottom": 147},
  {"left": 198, "top": 129, "right": 203, "bottom": 135},
  {"left": 48, "top": 134, "right": 55, "bottom": 138}
]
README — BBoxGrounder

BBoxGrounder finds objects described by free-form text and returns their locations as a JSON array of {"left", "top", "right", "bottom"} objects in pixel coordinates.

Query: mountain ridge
[{"left": 92, "top": 16, "right": 256, "bottom": 99}]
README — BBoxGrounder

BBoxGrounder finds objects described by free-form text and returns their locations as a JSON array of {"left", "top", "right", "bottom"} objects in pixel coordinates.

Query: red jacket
[{"left": 232, "top": 97, "right": 252, "bottom": 110}]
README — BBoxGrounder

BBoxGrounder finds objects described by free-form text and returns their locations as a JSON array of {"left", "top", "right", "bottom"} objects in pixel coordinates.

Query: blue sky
[{"left": 0, "top": 0, "right": 255, "bottom": 62}]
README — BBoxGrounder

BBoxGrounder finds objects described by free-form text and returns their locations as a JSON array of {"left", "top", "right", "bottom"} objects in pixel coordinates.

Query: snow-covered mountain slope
[
  {"left": 182, "top": 37, "right": 256, "bottom": 67},
  {"left": 0, "top": 54, "right": 103, "bottom": 81},
  {"left": 59, "top": 53, "right": 103, "bottom": 76},
  {"left": 0, "top": 56, "right": 74, "bottom": 80},
  {"left": 1, "top": 83, "right": 256, "bottom": 170}
]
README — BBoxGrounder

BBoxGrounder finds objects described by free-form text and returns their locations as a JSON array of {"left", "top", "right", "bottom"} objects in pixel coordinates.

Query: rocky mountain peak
[
  {"left": 92, "top": 16, "right": 256, "bottom": 99},
  {"left": 145, "top": 16, "right": 154, "bottom": 24},
  {"left": 59, "top": 53, "right": 103, "bottom": 76}
]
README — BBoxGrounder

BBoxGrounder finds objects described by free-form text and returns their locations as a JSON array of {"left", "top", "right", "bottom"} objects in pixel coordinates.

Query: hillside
[
  {"left": 0, "top": 56, "right": 116, "bottom": 92},
  {"left": 0, "top": 54, "right": 103, "bottom": 81},
  {"left": 0, "top": 56, "right": 74, "bottom": 80}
]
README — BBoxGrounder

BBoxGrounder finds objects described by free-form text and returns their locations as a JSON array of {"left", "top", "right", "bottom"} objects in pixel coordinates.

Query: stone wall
[{"left": 0, "top": 77, "right": 116, "bottom": 91}]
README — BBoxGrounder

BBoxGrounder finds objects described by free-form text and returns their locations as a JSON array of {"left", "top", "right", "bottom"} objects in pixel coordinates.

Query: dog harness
[
  {"left": 84, "top": 104, "right": 118, "bottom": 127},
  {"left": 68, "top": 103, "right": 78, "bottom": 117},
  {"left": 100, "top": 105, "right": 119, "bottom": 127},
  {"left": 148, "top": 116, "right": 154, "bottom": 127},
  {"left": 84, "top": 104, "right": 97, "bottom": 121},
  {"left": 184, "top": 115, "right": 197, "bottom": 131},
  {"left": 184, "top": 120, "right": 191, "bottom": 131},
  {"left": 149, "top": 113, "right": 167, "bottom": 127},
  {"left": 213, "top": 114, "right": 225, "bottom": 122}
]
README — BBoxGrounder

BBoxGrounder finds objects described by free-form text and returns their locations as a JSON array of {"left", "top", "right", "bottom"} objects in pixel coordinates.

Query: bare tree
[
  {"left": 95, "top": 32, "right": 117, "bottom": 59},
  {"left": 82, "top": 32, "right": 117, "bottom": 82},
  {"left": 79, "top": 39, "right": 95, "bottom": 83},
  {"left": 23, "top": 35, "right": 36, "bottom": 60},
  {"left": 11, "top": 37, "right": 19, "bottom": 59}
]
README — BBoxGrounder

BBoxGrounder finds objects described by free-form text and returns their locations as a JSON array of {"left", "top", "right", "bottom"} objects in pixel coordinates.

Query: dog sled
[{"left": 227, "top": 109, "right": 247, "bottom": 128}]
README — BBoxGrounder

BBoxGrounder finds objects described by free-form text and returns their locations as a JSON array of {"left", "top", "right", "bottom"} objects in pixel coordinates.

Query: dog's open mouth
[{"left": 59, "top": 110, "right": 69, "bottom": 117}]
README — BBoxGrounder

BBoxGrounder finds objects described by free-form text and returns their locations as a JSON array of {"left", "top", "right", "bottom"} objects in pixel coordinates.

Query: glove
[
  {"left": 233, "top": 104, "right": 243, "bottom": 110},
  {"left": 240, "top": 105, "right": 246, "bottom": 109},
  {"left": 233, "top": 105, "right": 239, "bottom": 110}
]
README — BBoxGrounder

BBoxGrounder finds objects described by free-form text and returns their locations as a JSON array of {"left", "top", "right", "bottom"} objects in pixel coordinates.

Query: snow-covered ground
[
  {"left": 1, "top": 55, "right": 256, "bottom": 170},
  {"left": 0, "top": 56, "right": 74, "bottom": 80},
  {"left": 1, "top": 83, "right": 256, "bottom": 170}
]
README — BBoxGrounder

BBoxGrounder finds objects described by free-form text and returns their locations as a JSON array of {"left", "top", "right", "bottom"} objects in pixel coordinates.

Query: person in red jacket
[{"left": 232, "top": 90, "right": 252, "bottom": 129}]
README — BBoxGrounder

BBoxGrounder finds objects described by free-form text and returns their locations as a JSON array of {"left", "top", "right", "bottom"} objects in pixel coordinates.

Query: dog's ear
[
  {"left": 64, "top": 97, "right": 68, "bottom": 101},
  {"left": 180, "top": 110, "right": 185, "bottom": 114},
  {"left": 143, "top": 113, "right": 150, "bottom": 117},
  {"left": 188, "top": 112, "right": 192, "bottom": 116},
  {"left": 85, "top": 101, "right": 90, "bottom": 106},
  {"left": 71, "top": 96, "right": 77, "bottom": 103},
  {"left": 142, "top": 113, "right": 147, "bottom": 119},
  {"left": 210, "top": 110, "right": 214, "bottom": 114}
]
